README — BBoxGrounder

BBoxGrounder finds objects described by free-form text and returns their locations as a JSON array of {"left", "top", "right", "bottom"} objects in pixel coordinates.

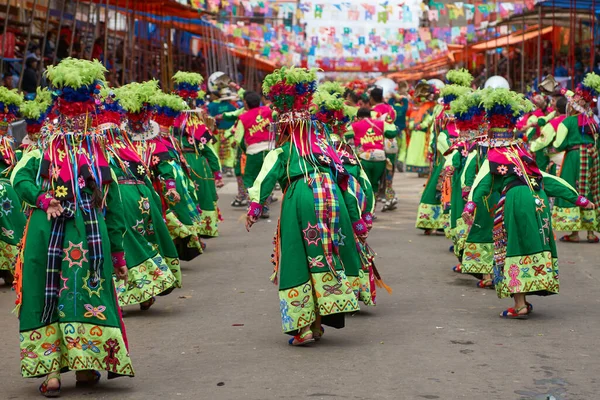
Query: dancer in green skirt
[
  {"left": 0, "top": 88, "right": 27, "bottom": 286},
  {"left": 313, "top": 86, "right": 384, "bottom": 306},
  {"left": 11, "top": 59, "right": 133, "bottom": 396},
  {"left": 146, "top": 89, "right": 205, "bottom": 259},
  {"left": 463, "top": 88, "right": 595, "bottom": 319},
  {"left": 406, "top": 81, "right": 437, "bottom": 175},
  {"left": 551, "top": 73, "right": 600, "bottom": 242},
  {"left": 246, "top": 67, "right": 361, "bottom": 346},
  {"left": 173, "top": 71, "right": 223, "bottom": 237},
  {"left": 102, "top": 86, "right": 180, "bottom": 310}
]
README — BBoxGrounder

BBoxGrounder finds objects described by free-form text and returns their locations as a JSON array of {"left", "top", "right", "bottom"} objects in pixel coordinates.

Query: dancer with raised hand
[
  {"left": 246, "top": 67, "right": 361, "bottom": 346},
  {"left": 463, "top": 88, "right": 594, "bottom": 319}
]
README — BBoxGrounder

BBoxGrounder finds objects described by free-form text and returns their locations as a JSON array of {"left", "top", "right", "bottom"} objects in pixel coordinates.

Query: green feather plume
[
  {"left": 450, "top": 90, "right": 483, "bottom": 116},
  {"left": 34, "top": 87, "right": 53, "bottom": 109},
  {"left": 312, "top": 90, "right": 349, "bottom": 116},
  {"left": 482, "top": 88, "right": 533, "bottom": 116},
  {"left": 45, "top": 57, "right": 107, "bottom": 88},
  {"left": 150, "top": 92, "right": 189, "bottom": 112},
  {"left": 583, "top": 72, "right": 600, "bottom": 93},
  {"left": 0, "top": 86, "right": 24, "bottom": 107},
  {"left": 172, "top": 71, "right": 204, "bottom": 85},
  {"left": 19, "top": 88, "right": 53, "bottom": 120},
  {"left": 446, "top": 68, "right": 473, "bottom": 87},
  {"left": 318, "top": 81, "right": 345, "bottom": 98},
  {"left": 440, "top": 84, "right": 471, "bottom": 100},
  {"left": 115, "top": 81, "right": 161, "bottom": 113}
]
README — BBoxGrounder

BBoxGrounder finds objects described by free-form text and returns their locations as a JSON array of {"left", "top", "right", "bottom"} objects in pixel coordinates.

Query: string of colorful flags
[{"left": 188, "top": 0, "right": 543, "bottom": 72}]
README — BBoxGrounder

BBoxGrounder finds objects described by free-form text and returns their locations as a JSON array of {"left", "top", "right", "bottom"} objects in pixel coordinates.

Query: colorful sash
[
  {"left": 42, "top": 193, "right": 104, "bottom": 324},
  {"left": 309, "top": 172, "right": 341, "bottom": 277}
]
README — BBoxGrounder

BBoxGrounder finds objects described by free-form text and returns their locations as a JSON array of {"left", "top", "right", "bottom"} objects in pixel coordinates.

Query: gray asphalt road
[{"left": 1, "top": 173, "right": 599, "bottom": 400}]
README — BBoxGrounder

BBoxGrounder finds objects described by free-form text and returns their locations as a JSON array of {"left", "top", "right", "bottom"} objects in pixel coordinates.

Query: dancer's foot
[
  {"left": 75, "top": 370, "right": 101, "bottom": 387},
  {"left": 559, "top": 233, "right": 580, "bottom": 243},
  {"left": 140, "top": 297, "right": 156, "bottom": 311},
  {"left": 586, "top": 232, "right": 599, "bottom": 243},
  {"left": 476, "top": 279, "right": 494, "bottom": 288},
  {"left": 288, "top": 330, "right": 314, "bottom": 346},
  {"left": 499, "top": 306, "right": 529, "bottom": 319},
  {"left": 231, "top": 198, "right": 248, "bottom": 207},
  {"left": 39, "top": 373, "right": 61, "bottom": 397}
]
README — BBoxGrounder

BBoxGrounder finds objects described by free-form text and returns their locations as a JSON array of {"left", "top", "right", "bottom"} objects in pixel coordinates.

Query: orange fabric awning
[
  {"left": 470, "top": 26, "right": 555, "bottom": 51},
  {"left": 386, "top": 54, "right": 454, "bottom": 81},
  {"left": 229, "top": 48, "right": 278, "bottom": 73}
]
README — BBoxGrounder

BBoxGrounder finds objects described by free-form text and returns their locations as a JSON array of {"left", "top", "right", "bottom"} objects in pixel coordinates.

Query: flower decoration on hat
[{"left": 95, "top": 84, "right": 124, "bottom": 126}]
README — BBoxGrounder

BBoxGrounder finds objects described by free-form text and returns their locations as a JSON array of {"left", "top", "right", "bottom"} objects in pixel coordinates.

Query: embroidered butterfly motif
[
  {"left": 41, "top": 340, "right": 61, "bottom": 356},
  {"left": 532, "top": 265, "right": 547, "bottom": 276},
  {"left": 290, "top": 295, "right": 311, "bottom": 312},
  {"left": 65, "top": 336, "right": 82, "bottom": 350},
  {"left": 20, "top": 345, "right": 38, "bottom": 360},
  {"left": 83, "top": 304, "right": 107, "bottom": 320},
  {"left": 323, "top": 283, "right": 343, "bottom": 297},
  {"left": 82, "top": 339, "right": 102, "bottom": 353}
]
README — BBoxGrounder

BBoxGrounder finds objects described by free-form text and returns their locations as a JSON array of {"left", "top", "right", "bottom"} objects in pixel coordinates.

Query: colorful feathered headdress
[
  {"left": 312, "top": 90, "right": 351, "bottom": 136},
  {"left": 450, "top": 89, "right": 485, "bottom": 136},
  {"left": 44, "top": 58, "right": 107, "bottom": 119},
  {"left": 172, "top": 71, "right": 206, "bottom": 102},
  {"left": 440, "top": 84, "right": 472, "bottom": 106},
  {"left": 575, "top": 72, "right": 600, "bottom": 105},
  {"left": 262, "top": 66, "right": 318, "bottom": 113},
  {"left": 150, "top": 92, "right": 188, "bottom": 127},
  {"left": 115, "top": 80, "right": 160, "bottom": 133},
  {"left": 0, "top": 87, "right": 24, "bottom": 124},
  {"left": 20, "top": 88, "right": 54, "bottom": 134},
  {"left": 482, "top": 88, "right": 533, "bottom": 133}
]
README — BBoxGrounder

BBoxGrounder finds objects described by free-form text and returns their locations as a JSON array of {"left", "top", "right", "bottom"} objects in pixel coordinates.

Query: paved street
[{"left": 1, "top": 173, "right": 599, "bottom": 400}]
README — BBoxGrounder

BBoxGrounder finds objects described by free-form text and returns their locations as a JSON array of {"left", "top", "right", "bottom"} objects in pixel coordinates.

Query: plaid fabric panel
[
  {"left": 579, "top": 146, "right": 600, "bottom": 204},
  {"left": 310, "top": 172, "right": 340, "bottom": 276},
  {"left": 347, "top": 175, "right": 367, "bottom": 213},
  {"left": 41, "top": 194, "right": 104, "bottom": 324},
  {"left": 81, "top": 195, "right": 104, "bottom": 286},
  {"left": 41, "top": 201, "right": 75, "bottom": 324}
]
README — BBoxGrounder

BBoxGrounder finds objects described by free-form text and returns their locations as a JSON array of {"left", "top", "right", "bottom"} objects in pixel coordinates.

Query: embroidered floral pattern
[
  {"left": 302, "top": 222, "right": 321, "bottom": 246},
  {"left": 496, "top": 164, "right": 508, "bottom": 175}
]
